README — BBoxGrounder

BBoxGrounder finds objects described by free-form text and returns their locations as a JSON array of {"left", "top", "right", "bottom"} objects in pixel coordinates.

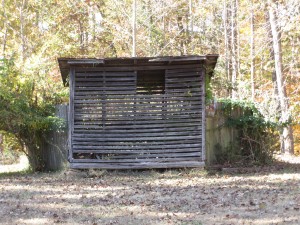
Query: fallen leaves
[{"left": 0, "top": 167, "right": 299, "bottom": 224}]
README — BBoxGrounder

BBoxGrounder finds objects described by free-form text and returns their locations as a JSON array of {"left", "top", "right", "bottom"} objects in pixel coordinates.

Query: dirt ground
[{"left": 0, "top": 159, "right": 300, "bottom": 225}]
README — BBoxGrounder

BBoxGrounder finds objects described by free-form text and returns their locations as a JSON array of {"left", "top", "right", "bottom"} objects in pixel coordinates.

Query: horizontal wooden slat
[
  {"left": 166, "top": 68, "right": 202, "bottom": 73},
  {"left": 74, "top": 64, "right": 202, "bottom": 72},
  {"left": 72, "top": 131, "right": 201, "bottom": 138},
  {"left": 76, "top": 78, "right": 135, "bottom": 83},
  {"left": 166, "top": 74, "right": 201, "bottom": 78},
  {"left": 75, "top": 72, "right": 135, "bottom": 77},
  {"left": 74, "top": 86, "right": 136, "bottom": 91},
  {"left": 73, "top": 138, "right": 201, "bottom": 146},
  {"left": 73, "top": 119, "right": 202, "bottom": 127},
  {"left": 165, "top": 83, "right": 202, "bottom": 88},
  {"left": 72, "top": 144, "right": 201, "bottom": 152},
  {"left": 73, "top": 122, "right": 201, "bottom": 129},
  {"left": 166, "top": 77, "right": 201, "bottom": 83},
  {"left": 72, "top": 134, "right": 201, "bottom": 142},
  {"left": 74, "top": 126, "right": 201, "bottom": 134},
  {"left": 72, "top": 156, "right": 201, "bottom": 163},
  {"left": 75, "top": 151, "right": 200, "bottom": 159},
  {"left": 74, "top": 102, "right": 202, "bottom": 109},
  {"left": 74, "top": 114, "right": 202, "bottom": 121},
  {"left": 73, "top": 119, "right": 202, "bottom": 125},
  {"left": 74, "top": 110, "right": 202, "bottom": 117},
  {"left": 74, "top": 93, "right": 202, "bottom": 100},
  {"left": 73, "top": 96, "right": 201, "bottom": 104},
  {"left": 74, "top": 109, "right": 202, "bottom": 116},
  {"left": 70, "top": 161, "right": 205, "bottom": 169},
  {"left": 75, "top": 82, "right": 135, "bottom": 87}
]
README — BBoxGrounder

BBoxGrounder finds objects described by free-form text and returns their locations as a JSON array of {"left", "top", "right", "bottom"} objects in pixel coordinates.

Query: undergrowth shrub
[
  {"left": 0, "top": 57, "right": 65, "bottom": 171},
  {"left": 216, "top": 99, "right": 279, "bottom": 165}
]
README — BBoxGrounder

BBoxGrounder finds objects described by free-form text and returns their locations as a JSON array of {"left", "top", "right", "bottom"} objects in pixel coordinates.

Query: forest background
[{"left": 0, "top": 0, "right": 299, "bottom": 170}]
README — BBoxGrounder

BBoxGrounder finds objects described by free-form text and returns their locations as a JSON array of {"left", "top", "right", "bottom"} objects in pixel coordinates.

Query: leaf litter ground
[{"left": 0, "top": 158, "right": 299, "bottom": 225}]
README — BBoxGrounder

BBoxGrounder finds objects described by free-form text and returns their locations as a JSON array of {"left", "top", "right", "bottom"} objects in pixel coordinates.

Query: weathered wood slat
[
  {"left": 72, "top": 134, "right": 201, "bottom": 142},
  {"left": 74, "top": 107, "right": 202, "bottom": 113},
  {"left": 74, "top": 110, "right": 201, "bottom": 115},
  {"left": 75, "top": 92, "right": 196, "bottom": 97},
  {"left": 86, "top": 152, "right": 200, "bottom": 159},
  {"left": 74, "top": 100, "right": 202, "bottom": 109},
  {"left": 72, "top": 132, "right": 201, "bottom": 140},
  {"left": 70, "top": 161, "right": 205, "bottom": 169},
  {"left": 74, "top": 102, "right": 203, "bottom": 110},
  {"left": 75, "top": 90, "right": 137, "bottom": 95},
  {"left": 74, "top": 117, "right": 200, "bottom": 123},
  {"left": 74, "top": 118, "right": 202, "bottom": 125},
  {"left": 75, "top": 151, "right": 200, "bottom": 158},
  {"left": 73, "top": 122, "right": 201, "bottom": 129},
  {"left": 72, "top": 144, "right": 201, "bottom": 152},
  {"left": 76, "top": 78, "right": 136, "bottom": 83},
  {"left": 166, "top": 70, "right": 201, "bottom": 74},
  {"left": 75, "top": 86, "right": 137, "bottom": 91},
  {"left": 74, "top": 110, "right": 202, "bottom": 117},
  {"left": 76, "top": 80, "right": 135, "bottom": 85},
  {"left": 76, "top": 72, "right": 135, "bottom": 77},
  {"left": 165, "top": 89, "right": 203, "bottom": 94},
  {"left": 166, "top": 74, "right": 202, "bottom": 79},
  {"left": 74, "top": 127, "right": 201, "bottom": 135},
  {"left": 74, "top": 93, "right": 202, "bottom": 100},
  {"left": 72, "top": 131, "right": 201, "bottom": 138},
  {"left": 74, "top": 106, "right": 201, "bottom": 113},
  {"left": 74, "top": 117, "right": 201, "bottom": 123},
  {"left": 165, "top": 68, "right": 202, "bottom": 73},
  {"left": 73, "top": 138, "right": 201, "bottom": 146},
  {"left": 74, "top": 112, "right": 202, "bottom": 118},
  {"left": 73, "top": 151, "right": 201, "bottom": 157},
  {"left": 75, "top": 82, "right": 136, "bottom": 87},
  {"left": 72, "top": 156, "right": 201, "bottom": 163},
  {"left": 74, "top": 64, "right": 202, "bottom": 72},
  {"left": 165, "top": 83, "right": 202, "bottom": 89},
  {"left": 73, "top": 96, "right": 201, "bottom": 104},
  {"left": 75, "top": 102, "right": 202, "bottom": 107},
  {"left": 166, "top": 77, "right": 201, "bottom": 83},
  {"left": 74, "top": 114, "right": 202, "bottom": 121}
]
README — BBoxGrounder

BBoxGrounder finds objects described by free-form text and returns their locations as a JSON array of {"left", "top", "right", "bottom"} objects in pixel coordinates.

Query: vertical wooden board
[
  {"left": 201, "top": 68, "right": 206, "bottom": 161},
  {"left": 69, "top": 68, "right": 75, "bottom": 162}
]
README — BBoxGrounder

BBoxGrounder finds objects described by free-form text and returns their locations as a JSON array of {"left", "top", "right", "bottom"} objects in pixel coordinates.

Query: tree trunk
[
  {"left": 223, "top": 0, "right": 232, "bottom": 97},
  {"left": 132, "top": 0, "right": 137, "bottom": 57},
  {"left": 250, "top": 0, "right": 255, "bottom": 101},
  {"left": 268, "top": 1, "right": 294, "bottom": 155},
  {"left": 231, "top": 0, "right": 238, "bottom": 99},
  {"left": 188, "top": 0, "right": 193, "bottom": 52},
  {"left": 20, "top": 0, "right": 28, "bottom": 62},
  {"left": 2, "top": 0, "right": 8, "bottom": 56}
]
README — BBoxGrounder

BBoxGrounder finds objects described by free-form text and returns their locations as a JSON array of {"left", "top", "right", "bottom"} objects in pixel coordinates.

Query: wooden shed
[{"left": 58, "top": 55, "right": 218, "bottom": 169}]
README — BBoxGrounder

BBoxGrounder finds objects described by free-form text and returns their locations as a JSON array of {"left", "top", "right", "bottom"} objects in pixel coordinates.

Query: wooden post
[{"left": 69, "top": 68, "right": 75, "bottom": 162}]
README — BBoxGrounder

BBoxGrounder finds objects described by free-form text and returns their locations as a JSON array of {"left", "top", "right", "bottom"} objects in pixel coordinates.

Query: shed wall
[{"left": 69, "top": 66, "right": 205, "bottom": 169}]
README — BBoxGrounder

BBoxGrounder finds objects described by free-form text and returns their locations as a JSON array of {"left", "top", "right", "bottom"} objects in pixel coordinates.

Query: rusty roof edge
[
  {"left": 67, "top": 59, "right": 104, "bottom": 65},
  {"left": 148, "top": 55, "right": 207, "bottom": 62},
  {"left": 204, "top": 54, "right": 219, "bottom": 77}
]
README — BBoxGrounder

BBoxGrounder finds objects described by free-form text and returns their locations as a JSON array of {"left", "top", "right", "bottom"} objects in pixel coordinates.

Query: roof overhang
[{"left": 58, "top": 55, "right": 218, "bottom": 86}]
